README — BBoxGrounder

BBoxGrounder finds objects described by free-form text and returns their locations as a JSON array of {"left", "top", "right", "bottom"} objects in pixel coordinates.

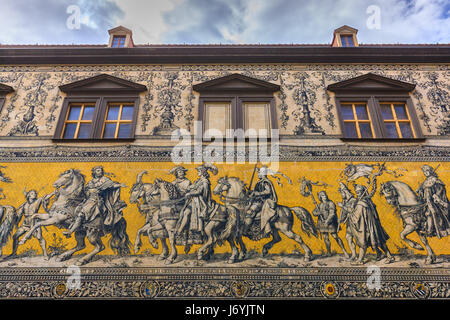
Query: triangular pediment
[
  {"left": 334, "top": 25, "right": 358, "bottom": 34},
  {"left": 327, "top": 73, "right": 415, "bottom": 92},
  {"left": 0, "top": 83, "right": 14, "bottom": 94},
  {"left": 193, "top": 73, "right": 280, "bottom": 93},
  {"left": 59, "top": 74, "right": 147, "bottom": 93}
]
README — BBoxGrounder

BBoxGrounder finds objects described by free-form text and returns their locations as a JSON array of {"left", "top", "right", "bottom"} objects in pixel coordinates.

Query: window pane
[
  {"left": 359, "top": 123, "right": 373, "bottom": 138},
  {"left": 381, "top": 104, "right": 394, "bottom": 120},
  {"left": 344, "top": 122, "right": 358, "bottom": 138},
  {"left": 117, "top": 124, "right": 131, "bottom": 138},
  {"left": 394, "top": 104, "right": 408, "bottom": 120},
  {"left": 245, "top": 103, "right": 270, "bottom": 134},
  {"left": 106, "top": 106, "right": 120, "bottom": 120},
  {"left": 81, "top": 106, "right": 95, "bottom": 120},
  {"left": 67, "top": 106, "right": 81, "bottom": 120},
  {"left": 204, "top": 102, "right": 231, "bottom": 136},
  {"left": 341, "top": 105, "right": 354, "bottom": 120},
  {"left": 355, "top": 104, "right": 369, "bottom": 120},
  {"left": 385, "top": 123, "right": 399, "bottom": 138},
  {"left": 62, "top": 123, "right": 77, "bottom": 139},
  {"left": 121, "top": 106, "right": 134, "bottom": 121},
  {"left": 103, "top": 123, "right": 117, "bottom": 138},
  {"left": 399, "top": 122, "right": 414, "bottom": 138},
  {"left": 77, "top": 123, "right": 91, "bottom": 139}
]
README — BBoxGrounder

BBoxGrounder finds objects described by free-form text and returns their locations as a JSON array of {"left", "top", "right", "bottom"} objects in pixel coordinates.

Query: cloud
[
  {"left": 0, "top": 0, "right": 123, "bottom": 44},
  {"left": 0, "top": 0, "right": 448, "bottom": 45}
]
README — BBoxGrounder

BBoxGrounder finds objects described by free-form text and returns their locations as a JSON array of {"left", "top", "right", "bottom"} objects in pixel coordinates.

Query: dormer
[
  {"left": 108, "top": 26, "right": 134, "bottom": 48},
  {"left": 331, "top": 25, "right": 359, "bottom": 47}
]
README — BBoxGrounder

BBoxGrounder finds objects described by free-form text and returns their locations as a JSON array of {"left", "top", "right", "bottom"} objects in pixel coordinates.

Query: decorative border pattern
[
  {"left": 0, "top": 145, "right": 449, "bottom": 162},
  {"left": 0, "top": 267, "right": 448, "bottom": 299}
]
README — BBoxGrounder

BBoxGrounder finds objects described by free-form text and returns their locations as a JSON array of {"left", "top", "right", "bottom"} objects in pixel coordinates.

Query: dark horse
[{"left": 213, "top": 176, "right": 318, "bottom": 262}]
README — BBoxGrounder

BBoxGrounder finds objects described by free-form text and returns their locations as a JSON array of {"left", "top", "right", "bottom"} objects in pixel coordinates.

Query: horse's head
[
  {"left": 54, "top": 169, "right": 81, "bottom": 189},
  {"left": 214, "top": 176, "right": 231, "bottom": 195},
  {"left": 380, "top": 182, "right": 399, "bottom": 207},
  {"left": 129, "top": 170, "right": 148, "bottom": 204}
]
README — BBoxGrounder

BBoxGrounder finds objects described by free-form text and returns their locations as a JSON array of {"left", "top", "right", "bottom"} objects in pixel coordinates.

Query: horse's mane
[
  {"left": 223, "top": 176, "right": 247, "bottom": 189},
  {"left": 60, "top": 169, "right": 86, "bottom": 184},
  {"left": 158, "top": 179, "right": 181, "bottom": 200}
]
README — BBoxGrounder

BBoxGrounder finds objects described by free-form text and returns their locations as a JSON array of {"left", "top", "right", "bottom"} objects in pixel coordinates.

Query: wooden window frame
[
  {"left": 340, "top": 34, "right": 355, "bottom": 47},
  {"left": 112, "top": 36, "right": 126, "bottom": 48},
  {"left": 0, "top": 97, "right": 6, "bottom": 115},
  {"left": 335, "top": 94, "right": 424, "bottom": 141},
  {"left": 53, "top": 95, "right": 140, "bottom": 142},
  {"left": 198, "top": 93, "right": 277, "bottom": 140}
]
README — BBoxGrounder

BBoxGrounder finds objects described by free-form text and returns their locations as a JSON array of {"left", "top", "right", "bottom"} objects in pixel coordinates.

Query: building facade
[{"left": 0, "top": 26, "right": 449, "bottom": 299}]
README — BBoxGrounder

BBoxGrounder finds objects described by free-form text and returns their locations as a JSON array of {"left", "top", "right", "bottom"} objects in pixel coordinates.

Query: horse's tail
[
  {"left": 0, "top": 206, "right": 18, "bottom": 247},
  {"left": 291, "top": 206, "right": 318, "bottom": 238},
  {"left": 109, "top": 217, "right": 131, "bottom": 255},
  {"left": 217, "top": 206, "right": 238, "bottom": 244}
]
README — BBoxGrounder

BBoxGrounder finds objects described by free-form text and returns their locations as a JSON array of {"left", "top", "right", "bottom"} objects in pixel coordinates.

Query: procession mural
[
  {"left": 0, "top": 64, "right": 448, "bottom": 137},
  {"left": 0, "top": 161, "right": 448, "bottom": 268}
]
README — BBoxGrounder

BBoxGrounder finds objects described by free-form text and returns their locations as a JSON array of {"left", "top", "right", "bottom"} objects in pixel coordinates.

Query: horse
[
  {"left": 196, "top": 178, "right": 242, "bottom": 264},
  {"left": 145, "top": 178, "right": 184, "bottom": 264},
  {"left": 129, "top": 171, "right": 171, "bottom": 260},
  {"left": 380, "top": 180, "right": 441, "bottom": 264},
  {"left": 19, "top": 168, "right": 131, "bottom": 265},
  {"left": 213, "top": 176, "right": 318, "bottom": 262}
]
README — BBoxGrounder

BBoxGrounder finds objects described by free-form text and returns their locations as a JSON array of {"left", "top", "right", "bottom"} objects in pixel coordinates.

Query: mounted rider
[
  {"left": 170, "top": 166, "right": 191, "bottom": 196},
  {"left": 176, "top": 163, "right": 219, "bottom": 244},
  {"left": 416, "top": 165, "right": 450, "bottom": 238},
  {"left": 63, "top": 166, "right": 126, "bottom": 237},
  {"left": 246, "top": 165, "right": 289, "bottom": 237}
]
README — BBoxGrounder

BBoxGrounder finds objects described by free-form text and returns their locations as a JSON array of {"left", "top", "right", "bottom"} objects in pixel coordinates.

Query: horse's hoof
[
  {"left": 262, "top": 249, "right": 268, "bottom": 257},
  {"left": 134, "top": 245, "right": 140, "bottom": 254},
  {"left": 425, "top": 256, "right": 436, "bottom": 265},
  {"left": 304, "top": 255, "right": 312, "bottom": 262},
  {"left": 238, "top": 252, "right": 247, "bottom": 261},
  {"left": 227, "top": 257, "right": 237, "bottom": 264},
  {"left": 157, "top": 255, "right": 168, "bottom": 261},
  {"left": 76, "top": 258, "right": 89, "bottom": 266}
]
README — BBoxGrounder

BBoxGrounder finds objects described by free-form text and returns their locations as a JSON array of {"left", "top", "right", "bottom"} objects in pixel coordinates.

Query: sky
[{"left": 0, "top": 0, "right": 448, "bottom": 45}]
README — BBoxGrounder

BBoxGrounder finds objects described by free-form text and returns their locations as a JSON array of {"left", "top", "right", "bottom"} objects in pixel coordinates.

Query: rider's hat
[
  {"left": 169, "top": 165, "right": 188, "bottom": 175},
  {"left": 195, "top": 163, "right": 218, "bottom": 175}
]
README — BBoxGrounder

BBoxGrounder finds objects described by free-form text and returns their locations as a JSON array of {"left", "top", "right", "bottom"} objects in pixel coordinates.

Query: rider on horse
[
  {"left": 63, "top": 166, "right": 126, "bottom": 237},
  {"left": 416, "top": 165, "right": 450, "bottom": 238}
]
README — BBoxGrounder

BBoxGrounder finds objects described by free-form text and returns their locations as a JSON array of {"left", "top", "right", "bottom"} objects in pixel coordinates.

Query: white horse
[{"left": 380, "top": 180, "right": 444, "bottom": 264}]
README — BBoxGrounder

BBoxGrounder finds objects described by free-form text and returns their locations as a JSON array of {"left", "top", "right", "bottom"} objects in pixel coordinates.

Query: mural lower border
[{"left": 0, "top": 267, "right": 448, "bottom": 299}]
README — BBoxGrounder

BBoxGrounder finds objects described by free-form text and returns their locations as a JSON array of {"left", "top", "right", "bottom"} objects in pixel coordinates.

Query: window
[
  {"left": 327, "top": 73, "right": 423, "bottom": 140},
  {"left": 102, "top": 103, "right": 135, "bottom": 139},
  {"left": 55, "top": 74, "right": 147, "bottom": 141},
  {"left": 112, "top": 36, "right": 126, "bottom": 48},
  {"left": 243, "top": 102, "right": 271, "bottom": 133},
  {"left": 340, "top": 35, "right": 354, "bottom": 47},
  {"left": 62, "top": 103, "right": 95, "bottom": 139},
  {"left": 340, "top": 102, "right": 374, "bottom": 138},
  {"left": 0, "top": 83, "right": 14, "bottom": 114},
  {"left": 193, "top": 73, "right": 280, "bottom": 139},
  {"left": 380, "top": 102, "right": 415, "bottom": 138}
]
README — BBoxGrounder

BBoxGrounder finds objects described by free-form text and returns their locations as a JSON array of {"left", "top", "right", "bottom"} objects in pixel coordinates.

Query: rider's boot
[{"left": 63, "top": 216, "right": 83, "bottom": 238}]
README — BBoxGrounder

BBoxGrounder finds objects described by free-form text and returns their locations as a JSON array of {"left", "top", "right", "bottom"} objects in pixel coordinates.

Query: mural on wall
[
  {"left": 0, "top": 160, "right": 448, "bottom": 268},
  {"left": 0, "top": 64, "right": 448, "bottom": 137}
]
